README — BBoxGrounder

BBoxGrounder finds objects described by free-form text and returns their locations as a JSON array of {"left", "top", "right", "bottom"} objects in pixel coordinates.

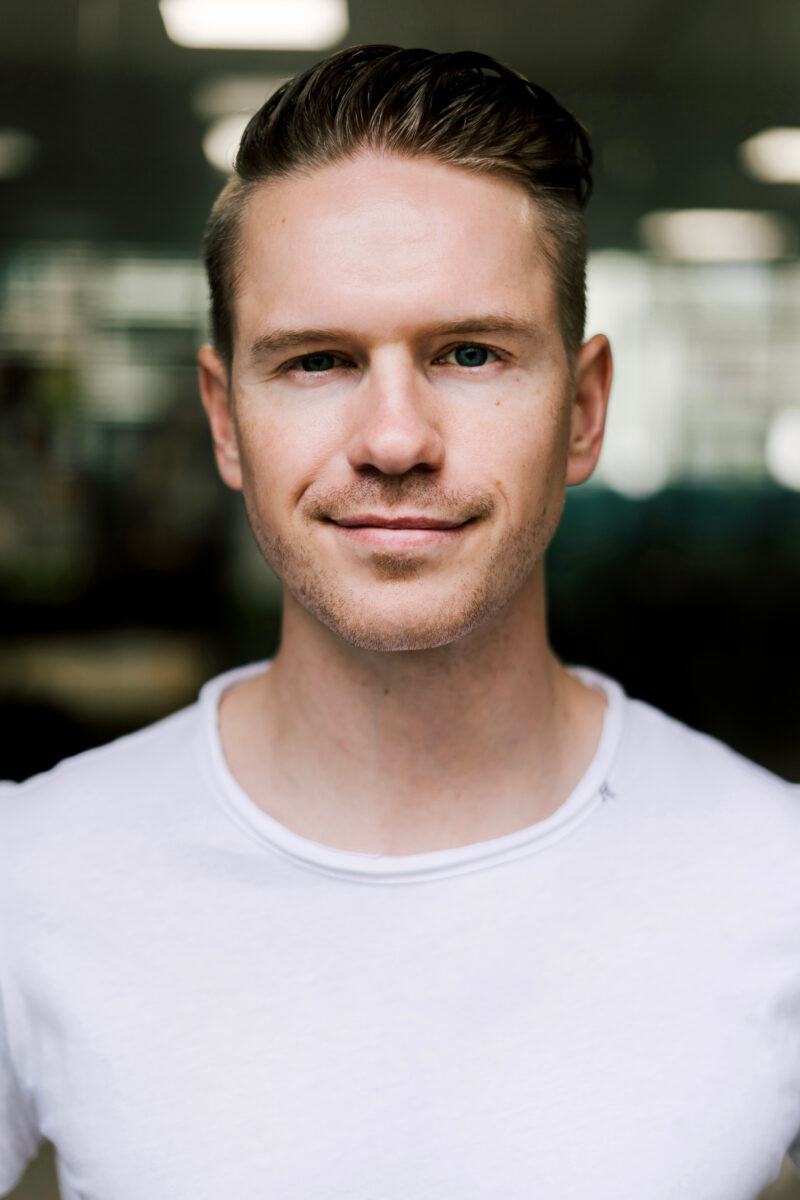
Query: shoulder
[
  {"left": 619, "top": 689, "right": 795, "bottom": 795},
  {"left": 2, "top": 698, "right": 201, "bottom": 809},
  {"left": 611, "top": 686, "right": 800, "bottom": 873},
  {"left": 0, "top": 700, "right": 203, "bottom": 899}
]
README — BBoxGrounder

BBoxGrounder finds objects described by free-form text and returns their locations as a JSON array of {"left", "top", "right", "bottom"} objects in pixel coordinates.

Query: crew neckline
[{"left": 199, "top": 660, "right": 626, "bottom": 885}]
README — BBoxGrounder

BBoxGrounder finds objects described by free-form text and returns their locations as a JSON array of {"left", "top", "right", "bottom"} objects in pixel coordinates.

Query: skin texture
[{"left": 198, "top": 151, "right": 613, "bottom": 855}]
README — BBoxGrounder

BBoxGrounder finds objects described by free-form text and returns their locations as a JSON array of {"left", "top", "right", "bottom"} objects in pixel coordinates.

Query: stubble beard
[{"left": 240, "top": 489, "right": 564, "bottom": 653}]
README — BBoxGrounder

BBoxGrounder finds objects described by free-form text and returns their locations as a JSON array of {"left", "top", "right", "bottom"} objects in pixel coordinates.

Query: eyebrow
[{"left": 245, "top": 316, "right": 539, "bottom": 363}]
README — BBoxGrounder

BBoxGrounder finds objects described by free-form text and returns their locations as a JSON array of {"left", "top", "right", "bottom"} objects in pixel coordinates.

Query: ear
[
  {"left": 565, "top": 334, "right": 613, "bottom": 487},
  {"left": 198, "top": 345, "right": 243, "bottom": 492}
]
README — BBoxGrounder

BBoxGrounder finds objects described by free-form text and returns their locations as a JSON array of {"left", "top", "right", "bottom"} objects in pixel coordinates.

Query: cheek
[
  {"left": 234, "top": 404, "right": 336, "bottom": 508},
  {"left": 466, "top": 398, "right": 568, "bottom": 495}
]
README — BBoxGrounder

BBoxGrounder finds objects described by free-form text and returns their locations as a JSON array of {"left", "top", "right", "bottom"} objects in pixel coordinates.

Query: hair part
[{"left": 203, "top": 45, "right": 593, "bottom": 374}]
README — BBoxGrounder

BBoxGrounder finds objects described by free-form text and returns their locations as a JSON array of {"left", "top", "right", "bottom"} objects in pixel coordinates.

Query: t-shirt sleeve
[{"left": 0, "top": 983, "right": 41, "bottom": 1197}]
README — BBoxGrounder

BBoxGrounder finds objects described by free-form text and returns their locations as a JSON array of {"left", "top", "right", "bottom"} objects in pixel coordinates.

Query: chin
[
  {"left": 328, "top": 623, "right": 466, "bottom": 653},
  {"left": 295, "top": 581, "right": 504, "bottom": 653}
]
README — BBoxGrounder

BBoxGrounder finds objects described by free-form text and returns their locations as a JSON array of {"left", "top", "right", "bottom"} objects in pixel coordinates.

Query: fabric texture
[{"left": 1, "top": 662, "right": 799, "bottom": 1199}]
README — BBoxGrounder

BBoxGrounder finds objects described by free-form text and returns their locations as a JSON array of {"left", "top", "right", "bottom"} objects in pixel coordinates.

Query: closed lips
[{"left": 332, "top": 516, "right": 469, "bottom": 528}]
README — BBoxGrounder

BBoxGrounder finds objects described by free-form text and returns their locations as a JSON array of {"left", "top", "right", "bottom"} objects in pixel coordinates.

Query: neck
[{"left": 219, "top": 567, "right": 606, "bottom": 854}]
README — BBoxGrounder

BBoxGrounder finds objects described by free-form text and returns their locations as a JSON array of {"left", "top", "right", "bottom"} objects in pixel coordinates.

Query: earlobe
[
  {"left": 198, "top": 345, "right": 243, "bottom": 492},
  {"left": 565, "top": 334, "right": 613, "bottom": 487}
]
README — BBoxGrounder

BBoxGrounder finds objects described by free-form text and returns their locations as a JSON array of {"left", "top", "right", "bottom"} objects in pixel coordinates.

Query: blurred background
[{"left": 1, "top": 0, "right": 799, "bottom": 1195}]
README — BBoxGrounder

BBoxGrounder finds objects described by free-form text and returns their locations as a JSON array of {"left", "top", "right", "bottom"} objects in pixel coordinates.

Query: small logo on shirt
[{"left": 599, "top": 781, "right": 616, "bottom": 802}]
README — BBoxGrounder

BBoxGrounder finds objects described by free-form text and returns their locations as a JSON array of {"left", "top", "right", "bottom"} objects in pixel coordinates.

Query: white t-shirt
[{"left": 1, "top": 662, "right": 799, "bottom": 1200}]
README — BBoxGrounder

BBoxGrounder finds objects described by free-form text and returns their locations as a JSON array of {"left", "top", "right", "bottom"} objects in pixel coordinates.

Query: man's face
[{"left": 200, "top": 152, "right": 610, "bottom": 652}]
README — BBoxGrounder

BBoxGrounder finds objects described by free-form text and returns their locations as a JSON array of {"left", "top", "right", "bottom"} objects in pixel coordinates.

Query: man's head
[
  {"left": 204, "top": 44, "right": 592, "bottom": 374},
  {"left": 198, "top": 46, "right": 611, "bottom": 655}
]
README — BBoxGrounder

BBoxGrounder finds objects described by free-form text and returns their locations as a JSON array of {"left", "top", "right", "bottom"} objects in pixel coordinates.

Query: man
[{"left": 1, "top": 44, "right": 798, "bottom": 1200}]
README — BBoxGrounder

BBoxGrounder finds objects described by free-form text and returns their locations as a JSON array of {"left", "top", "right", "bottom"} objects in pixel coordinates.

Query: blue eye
[
  {"left": 299, "top": 352, "right": 339, "bottom": 372},
  {"left": 453, "top": 345, "right": 490, "bottom": 367}
]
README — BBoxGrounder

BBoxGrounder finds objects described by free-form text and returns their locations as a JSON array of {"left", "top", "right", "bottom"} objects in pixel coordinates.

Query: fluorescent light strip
[
  {"left": 159, "top": 0, "right": 348, "bottom": 50},
  {"left": 638, "top": 209, "right": 793, "bottom": 262},
  {"left": 740, "top": 128, "right": 800, "bottom": 184},
  {"left": 193, "top": 75, "right": 290, "bottom": 120}
]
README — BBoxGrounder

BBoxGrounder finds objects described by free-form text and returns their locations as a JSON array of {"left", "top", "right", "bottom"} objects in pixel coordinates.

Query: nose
[{"left": 345, "top": 350, "right": 445, "bottom": 477}]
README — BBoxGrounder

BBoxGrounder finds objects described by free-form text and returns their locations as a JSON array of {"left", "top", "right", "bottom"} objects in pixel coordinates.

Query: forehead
[{"left": 234, "top": 153, "right": 558, "bottom": 342}]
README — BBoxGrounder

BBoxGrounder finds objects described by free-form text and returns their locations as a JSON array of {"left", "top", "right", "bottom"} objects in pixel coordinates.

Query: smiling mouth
[
  {"left": 331, "top": 515, "right": 472, "bottom": 530},
  {"left": 327, "top": 515, "right": 474, "bottom": 549}
]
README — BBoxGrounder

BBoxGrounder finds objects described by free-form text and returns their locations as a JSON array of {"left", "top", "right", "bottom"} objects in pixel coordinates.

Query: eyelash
[{"left": 283, "top": 343, "right": 505, "bottom": 374}]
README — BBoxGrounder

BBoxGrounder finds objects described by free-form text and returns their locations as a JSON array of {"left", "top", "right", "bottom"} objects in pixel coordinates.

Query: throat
[{"left": 216, "top": 656, "right": 607, "bottom": 856}]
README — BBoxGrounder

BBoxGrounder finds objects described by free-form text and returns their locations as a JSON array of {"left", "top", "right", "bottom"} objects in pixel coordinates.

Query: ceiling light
[
  {"left": 192, "top": 75, "right": 289, "bottom": 120},
  {"left": 598, "top": 430, "right": 671, "bottom": 499},
  {"left": 740, "top": 128, "right": 800, "bottom": 184},
  {"left": 765, "top": 407, "right": 800, "bottom": 491},
  {"left": 0, "top": 130, "right": 37, "bottom": 180},
  {"left": 159, "top": 0, "right": 348, "bottom": 50},
  {"left": 203, "top": 114, "right": 250, "bottom": 173},
  {"left": 638, "top": 209, "right": 794, "bottom": 262}
]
